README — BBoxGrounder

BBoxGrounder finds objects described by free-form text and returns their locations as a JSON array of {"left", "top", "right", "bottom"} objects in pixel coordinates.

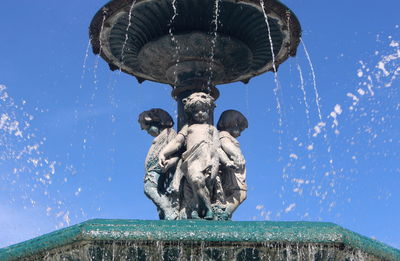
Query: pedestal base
[{"left": 1, "top": 219, "right": 399, "bottom": 260}]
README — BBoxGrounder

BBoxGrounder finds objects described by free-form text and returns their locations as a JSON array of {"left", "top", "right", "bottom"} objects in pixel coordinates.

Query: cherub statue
[
  {"left": 138, "top": 108, "right": 180, "bottom": 220},
  {"left": 159, "top": 92, "right": 235, "bottom": 220},
  {"left": 217, "top": 110, "right": 248, "bottom": 218}
]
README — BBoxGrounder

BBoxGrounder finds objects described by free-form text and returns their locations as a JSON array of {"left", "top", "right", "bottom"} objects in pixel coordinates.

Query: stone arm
[
  {"left": 213, "top": 128, "right": 237, "bottom": 169},
  {"left": 218, "top": 148, "right": 236, "bottom": 169},
  {"left": 159, "top": 134, "right": 185, "bottom": 169},
  {"left": 220, "top": 137, "right": 245, "bottom": 168},
  {"left": 163, "top": 156, "right": 180, "bottom": 172}
]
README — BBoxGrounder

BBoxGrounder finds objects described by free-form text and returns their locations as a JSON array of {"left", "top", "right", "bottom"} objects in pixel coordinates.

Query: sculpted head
[
  {"left": 182, "top": 92, "right": 216, "bottom": 123},
  {"left": 217, "top": 110, "right": 248, "bottom": 138},
  {"left": 138, "top": 108, "right": 174, "bottom": 137}
]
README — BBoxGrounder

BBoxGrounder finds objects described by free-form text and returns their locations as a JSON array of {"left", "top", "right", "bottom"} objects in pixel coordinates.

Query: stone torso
[
  {"left": 183, "top": 124, "right": 218, "bottom": 149},
  {"left": 145, "top": 128, "right": 176, "bottom": 174}
]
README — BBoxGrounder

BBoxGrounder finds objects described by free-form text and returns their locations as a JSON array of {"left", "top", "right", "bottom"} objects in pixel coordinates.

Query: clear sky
[{"left": 0, "top": 0, "right": 399, "bottom": 250}]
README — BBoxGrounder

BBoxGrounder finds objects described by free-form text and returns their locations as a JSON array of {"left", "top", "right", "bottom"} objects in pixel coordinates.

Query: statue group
[{"left": 139, "top": 92, "right": 248, "bottom": 220}]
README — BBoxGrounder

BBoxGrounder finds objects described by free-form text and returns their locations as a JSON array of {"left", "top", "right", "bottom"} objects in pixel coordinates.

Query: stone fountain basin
[{"left": 89, "top": 0, "right": 301, "bottom": 86}]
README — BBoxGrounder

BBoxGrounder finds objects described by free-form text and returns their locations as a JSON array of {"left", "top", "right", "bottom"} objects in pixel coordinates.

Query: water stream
[
  {"left": 80, "top": 40, "right": 92, "bottom": 90},
  {"left": 295, "top": 62, "right": 319, "bottom": 193},
  {"left": 207, "top": 0, "right": 221, "bottom": 91},
  {"left": 120, "top": 1, "right": 137, "bottom": 65},
  {"left": 93, "top": 11, "right": 107, "bottom": 88},
  {"left": 300, "top": 38, "right": 336, "bottom": 183},
  {"left": 296, "top": 63, "right": 312, "bottom": 137},
  {"left": 168, "top": 0, "right": 180, "bottom": 86},
  {"left": 260, "top": 0, "right": 285, "bottom": 153},
  {"left": 301, "top": 38, "right": 323, "bottom": 122}
]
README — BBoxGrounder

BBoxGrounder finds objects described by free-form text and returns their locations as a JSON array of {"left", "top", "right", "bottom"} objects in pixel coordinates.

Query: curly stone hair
[
  {"left": 138, "top": 108, "right": 174, "bottom": 130},
  {"left": 182, "top": 92, "right": 216, "bottom": 116}
]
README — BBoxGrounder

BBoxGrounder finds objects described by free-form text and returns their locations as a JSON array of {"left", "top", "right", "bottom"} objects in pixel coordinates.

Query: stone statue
[
  {"left": 139, "top": 95, "right": 248, "bottom": 220},
  {"left": 216, "top": 110, "right": 248, "bottom": 219},
  {"left": 159, "top": 92, "right": 235, "bottom": 220},
  {"left": 138, "top": 108, "right": 180, "bottom": 220}
]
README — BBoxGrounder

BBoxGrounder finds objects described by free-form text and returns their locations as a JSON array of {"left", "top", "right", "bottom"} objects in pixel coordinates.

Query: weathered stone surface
[{"left": 1, "top": 220, "right": 399, "bottom": 260}]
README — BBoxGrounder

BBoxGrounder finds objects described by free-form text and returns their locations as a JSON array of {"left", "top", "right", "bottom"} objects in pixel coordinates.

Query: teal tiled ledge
[{"left": 0, "top": 219, "right": 399, "bottom": 260}]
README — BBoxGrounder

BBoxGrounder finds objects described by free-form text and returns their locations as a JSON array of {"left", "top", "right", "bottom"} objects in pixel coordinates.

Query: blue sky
[{"left": 0, "top": 0, "right": 399, "bottom": 249}]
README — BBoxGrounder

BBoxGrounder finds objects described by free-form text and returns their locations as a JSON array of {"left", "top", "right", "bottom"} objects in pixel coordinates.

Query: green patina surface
[{"left": 0, "top": 219, "right": 399, "bottom": 260}]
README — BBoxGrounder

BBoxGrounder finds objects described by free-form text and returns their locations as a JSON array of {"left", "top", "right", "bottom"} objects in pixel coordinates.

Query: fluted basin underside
[{"left": 90, "top": 0, "right": 301, "bottom": 86}]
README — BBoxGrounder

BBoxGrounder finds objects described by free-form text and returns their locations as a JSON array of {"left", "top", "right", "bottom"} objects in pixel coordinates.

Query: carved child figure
[
  {"left": 139, "top": 108, "right": 180, "bottom": 220},
  {"left": 159, "top": 92, "right": 234, "bottom": 220},
  {"left": 217, "top": 110, "right": 248, "bottom": 218}
]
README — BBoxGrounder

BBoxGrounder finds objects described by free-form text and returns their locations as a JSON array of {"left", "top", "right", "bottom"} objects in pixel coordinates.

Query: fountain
[
  {"left": 0, "top": 0, "right": 399, "bottom": 260},
  {"left": 88, "top": 0, "right": 301, "bottom": 221}
]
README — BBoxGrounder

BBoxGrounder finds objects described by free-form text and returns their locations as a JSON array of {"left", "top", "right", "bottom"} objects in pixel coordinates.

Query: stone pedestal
[{"left": 0, "top": 219, "right": 399, "bottom": 260}]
